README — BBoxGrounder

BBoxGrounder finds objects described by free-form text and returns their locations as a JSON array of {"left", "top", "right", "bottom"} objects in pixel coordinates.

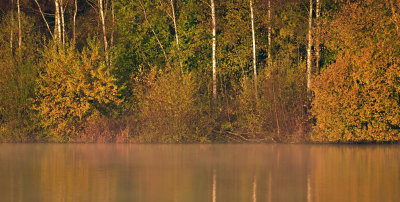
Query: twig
[
  {"left": 33, "top": 0, "right": 54, "bottom": 39},
  {"left": 138, "top": 0, "right": 169, "bottom": 67}
]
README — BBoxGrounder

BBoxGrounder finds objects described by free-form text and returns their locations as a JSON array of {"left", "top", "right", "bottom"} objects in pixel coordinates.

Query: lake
[{"left": 0, "top": 144, "right": 399, "bottom": 202}]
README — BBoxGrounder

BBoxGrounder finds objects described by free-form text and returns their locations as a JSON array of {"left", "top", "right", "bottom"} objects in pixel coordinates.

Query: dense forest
[{"left": 0, "top": 0, "right": 399, "bottom": 143}]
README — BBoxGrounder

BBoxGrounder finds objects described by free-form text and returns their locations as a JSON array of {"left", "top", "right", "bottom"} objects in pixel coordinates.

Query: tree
[
  {"left": 267, "top": 0, "right": 272, "bottom": 68},
  {"left": 55, "top": 0, "right": 62, "bottom": 44},
  {"left": 250, "top": 0, "right": 258, "bottom": 99},
  {"left": 60, "top": 0, "right": 66, "bottom": 45},
  {"left": 0, "top": 11, "right": 40, "bottom": 142},
  {"left": 306, "top": 0, "right": 313, "bottom": 93},
  {"left": 10, "top": 0, "right": 13, "bottom": 52},
  {"left": 73, "top": 0, "right": 77, "bottom": 45},
  {"left": 17, "top": 0, "right": 21, "bottom": 54},
  {"left": 211, "top": 0, "right": 217, "bottom": 99},
  {"left": 170, "top": 0, "right": 183, "bottom": 70},
  {"left": 99, "top": 0, "right": 109, "bottom": 63},
  {"left": 315, "top": 0, "right": 321, "bottom": 73}
]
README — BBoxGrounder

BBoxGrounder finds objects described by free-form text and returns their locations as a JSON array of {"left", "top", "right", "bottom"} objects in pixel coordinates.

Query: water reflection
[{"left": 0, "top": 144, "right": 399, "bottom": 202}]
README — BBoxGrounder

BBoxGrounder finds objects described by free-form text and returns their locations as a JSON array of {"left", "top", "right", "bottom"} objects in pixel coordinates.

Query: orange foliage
[{"left": 312, "top": 1, "right": 400, "bottom": 142}]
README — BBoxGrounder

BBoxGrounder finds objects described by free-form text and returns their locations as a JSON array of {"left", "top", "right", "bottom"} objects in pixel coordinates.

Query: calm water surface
[{"left": 0, "top": 144, "right": 399, "bottom": 202}]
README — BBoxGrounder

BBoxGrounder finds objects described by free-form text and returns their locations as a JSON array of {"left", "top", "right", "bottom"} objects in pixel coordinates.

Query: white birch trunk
[
  {"left": 306, "top": 0, "right": 313, "bottom": 93},
  {"left": 99, "top": 0, "right": 109, "bottom": 63},
  {"left": 55, "top": 0, "right": 62, "bottom": 44},
  {"left": 170, "top": 0, "right": 183, "bottom": 70},
  {"left": 60, "top": 0, "right": 65, "bottom": 45},
  {"left": 111, "top": 0, "right": 115, "bottom": 46},
  {"left": 250, "top": 0, "right": 257, "bottom": 98},
  {"left": 17, "top": 0, "right": 21, "bottom": 52},
  {"left": 73, "top": 0, "right": 77, "bottom": 45},
  {"left": 267, "top": 0, "right": 271, "bottom": 69},
  {"left": 10, "top": 0, "right": 13, "bottom": 51},
  {"left": 315, "top": 0, "right": 320, "bottom": 74},
  {"left": 211, "top": 0, "right": 217, "bottom": 99}
]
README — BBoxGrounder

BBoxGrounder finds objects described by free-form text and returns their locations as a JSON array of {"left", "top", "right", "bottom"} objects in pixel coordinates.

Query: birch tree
[
  {"left": 306, "top": 0, "right": 313, "bottom": 93},
  {"left": 54, "top": 0, "right": 62, "bottom": 44},
  {"left": 170, "top": 0, "right": 183, "bottom": 70},
  {"left": 250, "top": 0, "right": 257, "bottom": 98},
  {"left": 315, "top": 0, "right": 321, "bottom": 74},
  {"left": 60, "top": 0, "right": 66, "bottom": 45},
  {"left": 111, "top": 0, "right": 115, "bottom": 46},
  {"left": 99, "top": 0, "right": 109, "bottom": 63},
  {"left": 73, "top": 0, "right": 77, "bottom": 45},
  {"left": 211, "top": 0, "right": 217, "bottom": 99},
  {"left": 10, "top": 0, "right": 13, "bottom": 51},
  {"left": 99, "top": 0, "right": 108, "bottom": 61},
  {"left": 17, "top": 0, "right": 21, "bottom": 53},
  {"left": 267, "top": 0, "right": 272, "bottom": 68}
]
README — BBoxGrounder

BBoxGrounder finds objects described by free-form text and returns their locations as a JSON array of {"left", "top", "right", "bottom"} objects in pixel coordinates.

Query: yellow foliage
[
  {"left": 134, "top": 68, "right": 208, "bottom": 143},
  {"left": 35, "top": 41, "right": 121, "bottom": 142}
]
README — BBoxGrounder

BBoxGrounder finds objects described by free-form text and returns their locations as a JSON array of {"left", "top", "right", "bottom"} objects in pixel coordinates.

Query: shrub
[
  {"left": 235, "top": 59, "right": 308, "bottom": 142},
  {"left": 312, "top": 1, "right": 400, "bottom": 142},
  {"left": 35, "top": 40, "right": 122, "bottom": 142},
  {"left": 134, "top": 68, "right": 209, "bottom": 143}
]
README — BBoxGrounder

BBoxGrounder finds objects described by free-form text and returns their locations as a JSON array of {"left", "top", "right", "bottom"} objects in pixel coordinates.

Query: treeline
[{"left": 0, "top": 0, "right": 399, "bottom": 143}]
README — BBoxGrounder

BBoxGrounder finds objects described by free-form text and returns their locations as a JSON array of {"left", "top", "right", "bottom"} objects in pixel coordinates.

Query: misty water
[{"left": 0, "top": 144, "right": 399, "bottom": 202}]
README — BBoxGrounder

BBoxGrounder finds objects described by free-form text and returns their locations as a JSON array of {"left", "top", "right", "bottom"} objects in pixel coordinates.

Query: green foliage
[
  {"left": 2, "top": 0, "right": 399, "bottom": 143},
  {"left": 35, "top": 40, "right": 121, "bottom": 142},
  {"left": 0, "top": 12, "right": 40, "bottom": 142},
  {"left": 312, "top": 1, "right": 400, "bottom": 142}
]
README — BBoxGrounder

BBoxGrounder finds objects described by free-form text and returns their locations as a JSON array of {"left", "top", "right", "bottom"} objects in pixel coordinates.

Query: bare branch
[
  {"left": 138, "top": 0, "right": 169, "bottom": 67},
  {"left": 33, "top": 0, "right": 54, "bottom": 39}
]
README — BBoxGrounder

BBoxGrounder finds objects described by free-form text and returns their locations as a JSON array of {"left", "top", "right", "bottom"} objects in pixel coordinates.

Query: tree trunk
[
  {"left": 73, "top": 0, "right": 77, "bottom": 45},
  {"left": 315, "top": 0, "right": 320, "bottom": 74},
  {"left": 267, "top": 0, "right": 271, "bottom": 69},
  {"left": 60, "top": 0, "right": 65, "bottom": 45},
  {"left": 99, "top": 0, "right": 109, "bottom": 63},
  {"left": 10, "top": 0, "right": 13, "bottom": 51},
  {"left": 111, "top": 0, "right": 115, "bottom": 47},
  {"left": 211, "top": 0, "right": 217, "bottom": 100},
  {"left": 17, "top": 0, "right": 21, "bottom": 53},
  {"left": 170, "top": 0, "right": 183, "bottom": 70},
  {"left": 306, "top": 0, "right": 313, "bottom": 93},
  {"left": 250, "top": 0, "right": 258, "bottom": 99},
  {"left": 55, "top": 0, "right": 62, "bottom": 44}
]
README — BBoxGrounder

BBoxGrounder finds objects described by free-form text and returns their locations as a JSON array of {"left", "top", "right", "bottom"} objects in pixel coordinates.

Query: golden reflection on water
[{"left": 0, "top": 144, "right": 399, "bottom": 202}]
